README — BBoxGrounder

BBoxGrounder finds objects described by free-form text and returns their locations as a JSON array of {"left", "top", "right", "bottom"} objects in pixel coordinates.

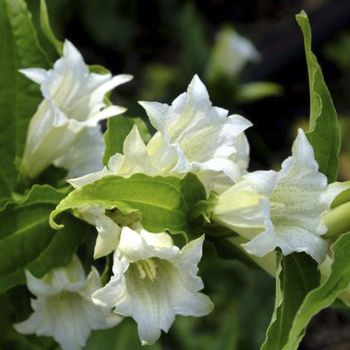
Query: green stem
[{"left": 226, "top": 236, "right": 277, "bottom": 277}]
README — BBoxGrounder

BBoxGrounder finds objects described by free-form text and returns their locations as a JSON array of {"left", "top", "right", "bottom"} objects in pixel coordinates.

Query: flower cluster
[{"left": 15, "top": 38, "right": 348, "bottom": 350}]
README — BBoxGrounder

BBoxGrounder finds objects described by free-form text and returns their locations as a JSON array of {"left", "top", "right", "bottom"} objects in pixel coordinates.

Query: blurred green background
[{"left": 3, "top": 0, "right": 350, "bottom": 349}]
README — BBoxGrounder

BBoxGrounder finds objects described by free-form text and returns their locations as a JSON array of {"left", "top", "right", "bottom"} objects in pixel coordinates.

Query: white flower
[
  {"left": 206, "top": 26, "right": 260, "bottom": 81},
  {"left": 139, "top": 75, "right": 252, "bottom": 182},
  {"left": 21, "top": 40, "right": 132, "bottom": 179},
  {"left": 68, "top": 125, "right": 160, "bottom": 189},
  {"left": 14, "top": 256, "right": 122, "bottom": 350},
  {"left": 92, "top": 227, "right": 214, "bottom": 345},
  {"left": 195, "top": 131, "right": 251, "bottom": 194},
  {"left": 213, "top": 129, "right": 347, "bottom": 263},
  {"left": 54, "top": 125, "right": 105, "bottom": 178}
]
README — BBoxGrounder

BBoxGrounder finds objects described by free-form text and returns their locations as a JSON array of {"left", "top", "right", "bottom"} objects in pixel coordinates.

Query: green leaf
[
  {"left": 40, "top": 0, "right": 63, "bottom": 55},
  {"left": 296, "top": 11, "right": 341, "bottom": 182},
  {"left": 103, "top": 116, "right": 151, "bottom": 165},
  {"left": 180, "top": 172, "right": 207, "bottom": 218},
  {"left": 261, "top": 253, "right": 319, "bottom": 350},
  {"left": 281, "top": 232, "right": 350, "bottom": 350},
  {"left": 0, "top": 185, "right": 87, "bottom": 294},
  {"left": 0, "top": 0, "right": 49, "bottom": 202},
  {"left": 50, "top": 173, "right": 205, "bottom": 235}
]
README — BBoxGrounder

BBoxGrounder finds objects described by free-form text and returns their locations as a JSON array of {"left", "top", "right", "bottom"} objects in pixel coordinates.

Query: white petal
[
  {"left": 138, "top": 101, "right": 170, "bottom": 135},
  {"left": 25, "top": 270, "right": 59, "bottom": 297},
  {"left": 92, "top": 74, "right": 133, "bottom": 101},
  {"left": 68, "top": 167, "right": 110, "bottom": 189},
  {"left": 139, "top": 228, "right": 175, "bottom": 248},
  {"left": 67, "top": 152, "right": 125, "bottom": 189},
  {"left": 188, "top": 74, "right": 211, "bottom": 105},
  {"left": 93, "top": 254, "right": 129, "bottom": 308},
  {"left": 14, "top": 311, "right": 42, "bottom": 335},
  {"left": 50, "top": 256, "right": 86, "bottom": 292},
  {"left": 85, "top": 105, "right": 127, "bottom": 127},
  {"left": 175, "top": 236, "right": 205, "bottom": 288},
  {"left": 194, "top": 158, "right": 242, "bottom": 182},
  {"left": 54, "top": 126, "right": 105, "bottom": 178},
  {"left": 94, "top": 215, "right": 121, "bottom": 259},
  {"left": 19, "top": 68, "right": 47, "bottom": 84},
  {"left": 242, "top": 221, "right": 278, "bottom": 257},
  {"left": 81, "top": 267, "right": 102, "bottom": 296},
  {"left": 118, "top": 227, "right": 179, "bottom": 262},
  {"left": 22, "top": 102, "right": 82, "bottom": 179},
  {"left": 213, "top": 175, "right": 273, "bottom": 238},
  {"left": 233, "top": 132, "right": 250, "bottom": 172},
  {"left": 278, "top": 129, "right": 326, "bottom": 187},
  {"left": 119, "top": 125, "right": 158, "bottom": 175},
  {"left": 242, "top": 170, "right": 277, "bottom": 197},
  {"left": 275, "top": 225, "right": 328, "bottom": 263}
]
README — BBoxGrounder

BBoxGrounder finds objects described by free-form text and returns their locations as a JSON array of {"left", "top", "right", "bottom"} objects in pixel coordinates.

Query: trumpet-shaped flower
[
  {"left": 14, "top": 256, "right": 122, "bottom": 350},
  {"left": 21, "top": 40, "right": 132, "bottom": 179},
  {"left": 139, "top": 75, "right": 252, "bottom": 181},
  {"left": 206, "top": 26, "right": 260, "bottom": 81},
  {"left": 213, "top": 129, "right": 347, "bottom": 263},
  {"left": 92, "top": 227, "right": 214, "bottom": 345}
]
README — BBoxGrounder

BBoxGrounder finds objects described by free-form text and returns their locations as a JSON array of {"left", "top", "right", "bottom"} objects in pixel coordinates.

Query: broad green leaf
[
  {"left": 282, "top": 232, "right": 350, "bottom": 350},
  {"left": 0, "top": 185, "right": 87, "bottom": 294},
  {"left": 261, "top": 253, "right": 319, "bottom": 350},
  {"left": 50, "top": 173, "right": 204, "bottom": 235},
  {"left": 39, "top": 0, "right": 63, "bottom": 55},
  {"left": 296, "top": 11, "right": 340, "bottom": 182},
  {"left": 0, "top": 0, "right": 49, "bottom": 202},
  {"left": 103, "top": 116, "right": 151, "bottom": 165}
]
